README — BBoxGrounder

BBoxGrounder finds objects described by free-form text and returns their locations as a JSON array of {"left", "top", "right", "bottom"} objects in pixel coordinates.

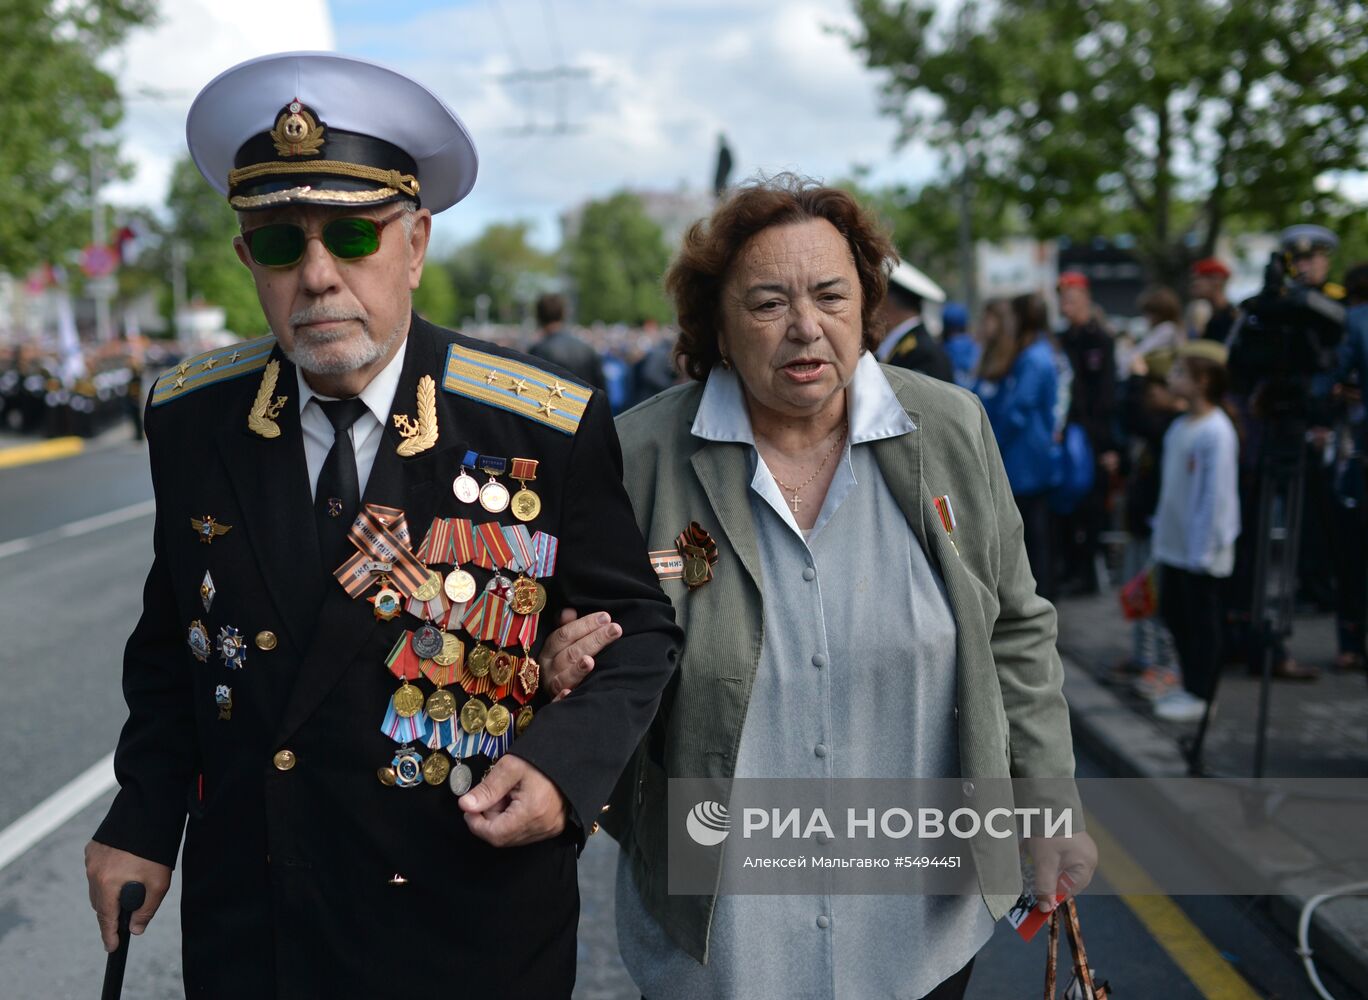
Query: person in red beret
[{"left": 1189, "top": 258, "right": 1236, "bottom": 343}]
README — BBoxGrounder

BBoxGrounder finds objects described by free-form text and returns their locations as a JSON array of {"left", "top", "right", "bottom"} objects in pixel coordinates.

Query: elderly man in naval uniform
[{"left": 84, "top": 51, "right": 680, "bottom": 999}]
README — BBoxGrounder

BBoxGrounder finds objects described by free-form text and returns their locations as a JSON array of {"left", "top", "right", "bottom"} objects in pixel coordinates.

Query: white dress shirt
[{"left": 296, "top": 338, "right": 408, "bottom": 499}]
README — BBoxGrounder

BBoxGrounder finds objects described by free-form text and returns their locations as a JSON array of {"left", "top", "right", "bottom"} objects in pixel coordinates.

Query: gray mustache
[{"left": 290, "top": 307, "right": 366, "bottom": 329}]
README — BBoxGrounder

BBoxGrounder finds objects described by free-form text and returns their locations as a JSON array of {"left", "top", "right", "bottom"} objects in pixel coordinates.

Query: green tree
[
  {"left": 565, "top": 192, "right": 672, "bottom": 324},
  {"left": 0, "top": 0, "right": 155, "bottom": 275},
  {"left": 445, "top": 221, "right": 555, "bottom": 323},
  {"left": 840, "top": 167, "right": 1025, "bottom": 297},
  {"left": 164, "top": 157, "right": 263, "bottom": 336},
  {"left": 412, "top": 260, "right": 459, "bottom": 327},
  {"left": 847, "top": 0, "right": 1368, "bottom": 285}
]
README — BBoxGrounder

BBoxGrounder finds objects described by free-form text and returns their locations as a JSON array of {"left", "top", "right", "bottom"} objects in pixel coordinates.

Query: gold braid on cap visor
[{"left": 227, "top": 159, "right": 420, "bottom": 197}]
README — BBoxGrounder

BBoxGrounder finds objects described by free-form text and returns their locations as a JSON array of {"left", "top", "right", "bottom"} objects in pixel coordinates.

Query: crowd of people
[
  {"left": 883, "top": 229, "right": 1366, "bottom": 727},
  {"left": 0, "top": 339, "right": 168, "bottom": 440}
]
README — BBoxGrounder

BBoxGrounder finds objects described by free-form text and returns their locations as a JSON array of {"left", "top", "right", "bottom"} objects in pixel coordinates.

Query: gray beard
[{"left": 283, "top": 312, "right": 404, "bottom": 376}]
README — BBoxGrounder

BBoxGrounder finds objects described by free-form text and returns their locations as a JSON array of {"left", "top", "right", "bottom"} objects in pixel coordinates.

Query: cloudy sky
[{"left": 101, "top": 0, "right": 943, "bottom": 250}]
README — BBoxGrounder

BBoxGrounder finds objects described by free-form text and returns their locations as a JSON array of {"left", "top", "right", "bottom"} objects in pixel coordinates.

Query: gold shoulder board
[
  {"left": 442, "top": 344, "right": 591, "bottom": 435},
  {"left": 151, "top": 336, "right": 277, "bottom": 407}
]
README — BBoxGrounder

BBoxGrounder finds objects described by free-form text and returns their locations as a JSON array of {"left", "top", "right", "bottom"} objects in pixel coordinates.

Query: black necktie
[{"left": 315, "top": 397, "right": 369, "bottom": 572}]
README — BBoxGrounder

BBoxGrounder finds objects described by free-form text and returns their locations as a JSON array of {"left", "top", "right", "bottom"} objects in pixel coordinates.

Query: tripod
[{"left": 1186, "top": 415, "right": 1306, "bottom": 777}]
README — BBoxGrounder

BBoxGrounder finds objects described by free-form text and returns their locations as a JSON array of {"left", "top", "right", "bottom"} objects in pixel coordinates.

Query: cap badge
[{"left": 270, "top": 100, "right": 325, "bottom": 158}]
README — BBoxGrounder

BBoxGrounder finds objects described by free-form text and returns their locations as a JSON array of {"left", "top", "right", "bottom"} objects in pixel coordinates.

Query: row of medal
[
  {"left": 453, "top": 451, "right": 542, "bottom": 524},
  {"left": 186, "top": 569, "right": 250, "bottom": 721},
  {"left": 364, "top": 514, "right": 559, "bottom": 794}
]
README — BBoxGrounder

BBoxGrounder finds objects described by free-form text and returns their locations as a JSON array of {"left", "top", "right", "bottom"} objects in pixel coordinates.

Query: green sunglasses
[{"left": 241, "top": 209, "right": 408, "bottom": 268}]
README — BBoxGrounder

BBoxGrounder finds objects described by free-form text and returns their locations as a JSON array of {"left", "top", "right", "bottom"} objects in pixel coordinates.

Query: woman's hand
[
  {"left": 539, "top": 607, "right": 622, "bottom": 699},
  {"left": 1023, "top": 830, "right": 1098, "bottom": 911}
]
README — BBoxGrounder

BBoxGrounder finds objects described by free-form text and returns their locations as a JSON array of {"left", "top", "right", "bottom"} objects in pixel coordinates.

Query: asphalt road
[{"left": 0, "top": 441, "right": 1358, "bottom": 999}]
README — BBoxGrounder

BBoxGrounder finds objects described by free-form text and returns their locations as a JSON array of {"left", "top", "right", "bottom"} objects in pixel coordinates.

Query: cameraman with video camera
[{"left": 1224, "top": 225, "right": 1347, "bottom": 692}]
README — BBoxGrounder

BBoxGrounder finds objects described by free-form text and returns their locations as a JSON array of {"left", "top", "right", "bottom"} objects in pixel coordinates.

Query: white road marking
[
  {"left": 0, "top": 753, "right": 116, "bottom": 874},
  {"left": 0, "top": 499, "right": 156, "bottom": 561}
]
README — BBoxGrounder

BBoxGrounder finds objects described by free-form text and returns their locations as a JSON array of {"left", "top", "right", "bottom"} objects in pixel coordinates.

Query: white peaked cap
[
  {"left": 887, "top": 259, "right": 946, "bottom": 303},
  {"left": 187, "top": 51, "right": 478, "bottom": 214}
]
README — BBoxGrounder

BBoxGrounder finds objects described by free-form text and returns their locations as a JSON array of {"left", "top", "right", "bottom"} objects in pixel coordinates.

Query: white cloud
[
  {"left": 101, "top": 0, "right": 335, "bottom": 210},
  {"left": 103, "top": 0, "right": 938, "bottom": 249}
]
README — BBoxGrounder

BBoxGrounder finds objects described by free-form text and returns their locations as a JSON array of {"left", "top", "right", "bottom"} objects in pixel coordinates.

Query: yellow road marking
[
  {"left": 0, "top": 436, "right": 83, "bottom": 469},
  {"left": 1088, "top": 813, "right": 1261, "bottom": 999}
]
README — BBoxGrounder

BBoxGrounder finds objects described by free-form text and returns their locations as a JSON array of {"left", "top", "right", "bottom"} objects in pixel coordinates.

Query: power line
[
  {"left": 486, "top": 0, "right": 527, "bottom": 71},
  {"left": 486, "top": 0, "right": 594, "bottom": 136},
  {"left": 541, "top": 0, "right": 565, "bottom": 66}
]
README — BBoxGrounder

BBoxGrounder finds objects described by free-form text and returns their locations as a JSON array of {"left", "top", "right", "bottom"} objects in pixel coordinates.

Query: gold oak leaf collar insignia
[
  {"left": 393, "top": 375, "right": 439, "bottom": 457},
  {"left": 246, "top": 359, "right": 289, "bottom": 439}
]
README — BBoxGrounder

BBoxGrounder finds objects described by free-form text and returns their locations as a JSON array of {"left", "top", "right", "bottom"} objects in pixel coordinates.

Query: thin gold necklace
[{"left": 769, "top": 422, "right": 848, "bottom": 514}]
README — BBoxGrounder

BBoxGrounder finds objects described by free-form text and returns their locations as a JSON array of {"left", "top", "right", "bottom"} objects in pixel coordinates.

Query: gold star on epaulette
[
  {"left": 548, "top": 381, "right": 566, "bottom": 398},
  {"left": 174, "top": 374, "right": 187, "bottom": 389},
  {"left": 538, "top": 400, "right": 556, "bottom": 417},
  {"left": 201, "top": 356, "right": 218, "bottom": 371},
  {"left": 511, "top": 378, "right": 529, "bottom": 396},
  {"left": 229, "top": 350, "right": 242, "bottom": 364},
  {"left": 485, "top": 370, "right": 500, "bottom": 385},
  {"left": 177, "top": 361, "right": 191, "bottom": 376}
]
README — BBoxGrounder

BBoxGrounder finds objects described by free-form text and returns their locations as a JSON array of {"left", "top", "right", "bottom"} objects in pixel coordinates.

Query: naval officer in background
[
  {"left": 84, "top": 51, "right": 680, "bottom": 999},
  {"left": 875, "top": 258, "right": 955, "bottom": 382}
]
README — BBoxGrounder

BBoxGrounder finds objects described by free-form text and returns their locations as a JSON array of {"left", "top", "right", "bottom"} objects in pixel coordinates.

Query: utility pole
[
  {"left": 953, "top": 3, "right": 978, "bottom": 318},
  {"left": 957, "top": 132, "right": 977, "bottom": 317},
  {"left": 170, "top": 240, "right": 188, "bottom": 347},
  {"left": 90, "top": 148, "right": 114, "bottom": 341}
]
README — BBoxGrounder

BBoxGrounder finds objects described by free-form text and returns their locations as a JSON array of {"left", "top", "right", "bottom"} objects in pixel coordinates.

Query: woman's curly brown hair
[{"left": 666, "top": 174, "right": 896, "bottom": 382}]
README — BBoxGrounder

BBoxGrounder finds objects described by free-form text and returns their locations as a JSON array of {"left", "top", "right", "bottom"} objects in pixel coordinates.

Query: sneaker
[
  {"left": 1153, "top": 690, "right": 1209, "bottom": 723},
  {"left": 1133, "top": 667, "right": 1179, "bottom": 701}
]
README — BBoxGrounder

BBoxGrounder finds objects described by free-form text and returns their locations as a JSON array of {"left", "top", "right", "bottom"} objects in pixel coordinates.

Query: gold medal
[
  {"left": 683, "top": 554, "right": 710, "bottom": 588},
  {"left": 490, "top": 652, "right": 516, "bottom": 687},
  {"left": 433, "top": 631, "right": 463, "bottom": 667},
  {"left": 485, "top": 703, "right": 512, "bottom": 737},
  {"left": 444, "top": 568, "right": 477, "bottom": 604},
  {"left": 377, "top": 766, "right": 398, "bottom": 786},
  {"left": 393, "top": 681, "right": 424, "bottom": 718},
  {"left": 421, "top": 752, "right": 451, "bottom": 786},
  {"left": 509, "top": 458, "right": 540, "bottom": 522},
  {"left": 413, "top": 570, "right": 443, "bottom": 602},
  {"left": 510, "top": 576, "right": 545, "bottom": 615},
  {"left": 511, "top": 487, "right": 541, "bottom": 522},
  {"left": 515, "top": 705, "right": 535, "bottom": 736},
  {"left": 426, "top": 687, "right": 457, "bottom": 723},
  {"left": 460, "top": 697, "right": 488, "bottom": 734},
  {"left": 467, "top": 643, "right": 494, "bottom": 678}
]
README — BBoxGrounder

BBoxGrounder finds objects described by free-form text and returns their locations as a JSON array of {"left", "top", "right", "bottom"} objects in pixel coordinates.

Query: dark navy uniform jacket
[{"left": 94, "top": 314, "right": 681, "bottom": 999}]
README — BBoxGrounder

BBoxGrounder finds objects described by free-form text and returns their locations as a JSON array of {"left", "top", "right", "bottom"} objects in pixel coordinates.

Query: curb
[
  {"left": 0, "top": 437, "right": 83, "bottom": 469},
  {"left": 0, "top": 424, "right": 137, "bottom": 470},
  {"left": 1062, "top": 657, "right": 1368, "bottom": 998}
]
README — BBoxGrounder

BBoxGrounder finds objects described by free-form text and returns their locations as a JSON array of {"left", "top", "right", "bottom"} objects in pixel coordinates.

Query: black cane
[{"left": 100, "top": 881, "right": 145, "bottom": 1000}]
